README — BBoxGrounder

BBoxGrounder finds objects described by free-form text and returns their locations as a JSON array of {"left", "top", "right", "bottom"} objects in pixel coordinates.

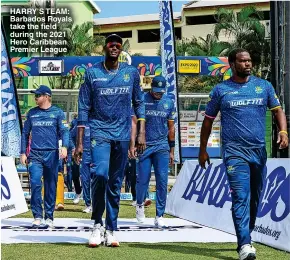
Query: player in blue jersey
[
  {"left": 74, "top": 34, "right": 145, "bottom": 247},
  {"left": 132, "top": 75, "right": 175, "bottom": 228},
  {"left": 20, "top": 85, "right": 69, "bottom": 228},
  {"left": 199, "top": 49, "right": 288, "bottom": 260},
  {"left": 71, "top": 123, "right": 92, "bottom": 213}
]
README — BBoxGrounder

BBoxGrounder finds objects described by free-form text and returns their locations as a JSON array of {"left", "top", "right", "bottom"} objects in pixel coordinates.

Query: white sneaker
[
  {"left": 131, "top": 200, "right": 137, "bottom": 207},
  {"left": 89, "top": 224, "right": 105, "bottom": 247},
  {"left": 105, "top": 230, "right": 120, "bottom": 247},
  {"left": 73, "top": 193, "right": 82, "bottom": 204},
  {"left": 154, "top": 216, "right": 168, "bottom": 228},
  {"left": 239, "top": 244, "right": 256, "bottom": 260},
  {"left": 136, "top": 204, "right": 145, "bottom": 223},
  {"left": 32, "top": 218, "right": 42, "bottom": 227},
  {"left": 82, "top": 205, "right": 92, "bottom": 213},
  {"left": 44, "top": 219, "right": 54, "bottom": 228}
]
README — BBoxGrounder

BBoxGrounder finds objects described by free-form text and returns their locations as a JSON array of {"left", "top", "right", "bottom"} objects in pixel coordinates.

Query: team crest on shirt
[
  {"left": 227, "top": 166, "right": 235, "bottom": 172},
  {"left": 163, "top": 103, "right": 169, "bottom": 109},
  {"left": 123, "top": 74, "right": 130, "bottom": 82},
  {"left": 50, "top": 114, "right": 55, "bottom": 118},
  {"left": 91, "top": 139, "right": 97, "bottom": 148},
  {"left": 255, "top": 86, "right": 263, "bottom": 94}
]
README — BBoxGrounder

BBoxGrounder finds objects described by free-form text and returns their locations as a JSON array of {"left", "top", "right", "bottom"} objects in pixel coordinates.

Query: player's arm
[
  {"left": 168, "top": 120, "right": 175, "bottom": 166},
  {"left": 20, "top": 111, "right": 32, "bottom": 165},
  {"left": 58, "top": 111, "right": 69, "bottom": 159},
  {"left": 168, "top": 103, "right": 176, "bottom": 165},
  {"left": 199, "top": 87, "right": 221, "bottom": 169},
  {"left": 132, "top": 69, "right": 146, "bottom": 154},
  {"left": 129, "top": 115, "right": 138, "bottom": 159},
  {"left": 267, "top": 83, "right": 288, "bottom": 149},
  {"left": 75, "top": 77, "right": 92, "bottom": 164}
]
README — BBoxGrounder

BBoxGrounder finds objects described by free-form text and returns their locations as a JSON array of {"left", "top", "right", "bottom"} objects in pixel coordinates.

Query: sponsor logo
[
  {"left": 93, "top": 78, "right": 108, "bottom": 82},
  {"left": 146, "top": 110, "right": 167, "bottom": 117},
  {"left": 99, "top": 87, "right": 130, "bottom": 95},
  {"left": 32, "top": 121, "right": 54, "bottom": 126},
  {"left": 228, "top": 91, "right": 239, "bottom": 95},
  {"left": 229, "top": 98, "right": 263, "bottom": 107},
  {"left": 39, "top": 60, "right": 63, "bottom": 74}
]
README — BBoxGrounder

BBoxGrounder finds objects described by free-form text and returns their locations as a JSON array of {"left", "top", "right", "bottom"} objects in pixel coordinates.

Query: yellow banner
[{"left": 178, "top": 60, "right": 201, "bottom": 73}]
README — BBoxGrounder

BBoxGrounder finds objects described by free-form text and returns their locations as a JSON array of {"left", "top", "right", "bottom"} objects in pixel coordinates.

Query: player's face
[
  {"left": 35, "top": 94, "right": 48, "bottom": 106},
  {"left": 151, "top": 91, "right": 164, "bottom": 100},
  {"left": 104, "top": 42, "right": 122, "bottom": 60},
  {"left": 232, "top": 52, "right": 252, "bottom": 78}
]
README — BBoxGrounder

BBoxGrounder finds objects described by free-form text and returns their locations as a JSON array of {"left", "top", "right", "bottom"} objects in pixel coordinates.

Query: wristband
[
  {"left": 169, "top": 141, "right": 175, "bottom": 148},
  {"left": 279, "top": 130, "right": 288, "bottom": 135}
]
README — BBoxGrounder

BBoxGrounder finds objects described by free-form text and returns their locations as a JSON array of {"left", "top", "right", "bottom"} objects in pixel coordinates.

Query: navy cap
[
  {"left": 105, "top": 34, "right": 123, "bottom": 45},
  {"left": 151, "top": 75, "right": 166, "bottom": 93},
  {"left": 30, "top": 85, "right": 52, "bottom": 96}
]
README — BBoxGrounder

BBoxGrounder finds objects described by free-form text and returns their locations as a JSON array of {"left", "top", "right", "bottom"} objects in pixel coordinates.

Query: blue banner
[
  {"left": 1, "top": 28, "right": 22, "bottom": 157},
  {"left": 159, "top": 0, "right": 181, "bottom": 163}
]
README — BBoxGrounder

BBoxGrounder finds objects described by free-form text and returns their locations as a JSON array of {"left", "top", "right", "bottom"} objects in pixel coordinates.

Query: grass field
[{"left": 1, "top": 200, "right": 289, "bottom": 260}]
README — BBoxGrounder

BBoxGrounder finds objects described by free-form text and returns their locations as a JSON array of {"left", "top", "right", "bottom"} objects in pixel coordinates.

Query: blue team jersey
[
  {"left": 78, "top": 62, "right": 145, "bottom": 141},
  {"left": 21, "top": 106, "right": 69, "bottom": 153},
  {"left": 144, "top": 92, "right": 175, "bottom": 145},
  {"left": 205, "top": 76, "right": 281, "bottom": 149}
]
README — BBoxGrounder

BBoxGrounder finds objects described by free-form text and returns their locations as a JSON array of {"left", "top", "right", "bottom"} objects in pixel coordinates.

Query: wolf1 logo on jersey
[
  {"left": 123, "top": 74, "right": 130, "bottom": 82},
  {"left": 255, "top": 86, "right": 263, "bottom": 94}
]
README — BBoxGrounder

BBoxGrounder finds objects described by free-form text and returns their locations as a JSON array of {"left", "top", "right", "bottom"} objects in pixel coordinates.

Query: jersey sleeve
[
  {"left": 78, "top": 72, "right": 92, "bottom": 126},
  {"left": 132, "top": 69, "right": 145, "bottom": 120},
  {"left": 205, "top": 86, "right": 221, "bottom": 119},
  {"left": 58, "top": 110, "right": 69, "bottom": 148},
  {"left": 168, "top": 100, "right": 176, "bottom": 121},
  {"left": 266, "top": 82, "right": 281, "bottom": 110},
  {"left": 20, "top": 110, "right": 32, "bottom": 154}
]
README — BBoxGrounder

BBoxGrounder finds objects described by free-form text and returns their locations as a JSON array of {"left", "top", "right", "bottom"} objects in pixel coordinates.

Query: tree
[
  {"left": 214, "top": 6, "right": 270, "bottom": 72},
  {"left": 47, "top": 22, "right": 105, "bottom": 89}
]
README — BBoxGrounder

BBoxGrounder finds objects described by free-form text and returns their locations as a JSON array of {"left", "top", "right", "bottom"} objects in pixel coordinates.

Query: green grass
[{"left": 2, "top": 201, "right": 289, "bottom": 260}]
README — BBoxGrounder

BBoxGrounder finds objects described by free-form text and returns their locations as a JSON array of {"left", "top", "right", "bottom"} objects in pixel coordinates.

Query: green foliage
[{"left": 214, "top": 6, "right": 270, "bottom": 69}]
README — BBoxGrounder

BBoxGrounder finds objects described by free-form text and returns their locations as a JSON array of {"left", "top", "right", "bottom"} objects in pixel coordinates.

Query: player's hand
[
  {"left": 129, "top": 145, "right": 137, "bottom": 159},
  {"left": 169, "top": 150, "right": 174, "bottom": 166},
  {"left": 198, "top": 150, "right": 210, "bottom": 169},
  {"left": 136, "top": 132, "right": 146, "bottom": 155},
  {"left": 74, "top": 145, "right": 83, "bottom": 165},
  {"left": 20, "top": 154, "right": 27, "bottom": 165},
  {"left": 60, "top": 147, "right": 67, "bottom": 159},
  {"left": 277, "top": 132, "right": 289, "bottom": 149}
]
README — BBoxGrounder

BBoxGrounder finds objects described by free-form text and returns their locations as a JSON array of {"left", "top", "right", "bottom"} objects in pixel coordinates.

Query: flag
[
  {"left": 1, "top": 25, "right": 22, "bottom": 157},
  {"left": 159, "top": 0, "right": 181, "bottom": 163}
]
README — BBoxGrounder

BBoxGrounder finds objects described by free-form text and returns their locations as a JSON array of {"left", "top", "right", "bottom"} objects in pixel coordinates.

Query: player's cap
[
  {"left": 30, "top": 85, "right": 52, "bottom": 96},
  {"left": 151, "top": 75, "right": 166, "bottom": 93},
  {"left": 105, "top": 34, "right": 123, "bottom": 45}
]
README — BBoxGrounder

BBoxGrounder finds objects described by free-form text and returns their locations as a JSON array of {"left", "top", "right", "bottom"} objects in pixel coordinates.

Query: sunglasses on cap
[{"left": 106, "top": 42, "right": 122, "bottom": 50}]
